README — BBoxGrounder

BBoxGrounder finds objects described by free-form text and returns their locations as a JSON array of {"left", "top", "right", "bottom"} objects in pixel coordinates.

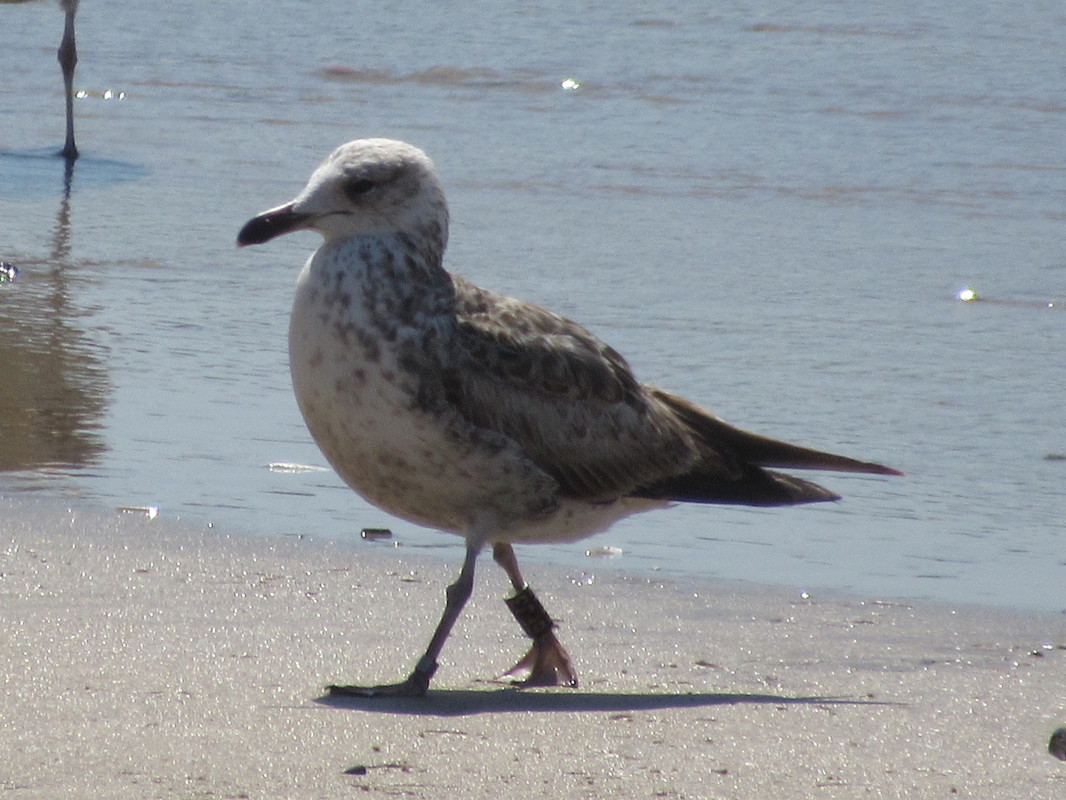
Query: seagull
[{"left": 237, "top": 138, "right": 902, "bottom": 697}]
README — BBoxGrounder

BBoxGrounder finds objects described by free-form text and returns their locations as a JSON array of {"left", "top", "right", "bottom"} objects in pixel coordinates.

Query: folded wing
[{"left": 444, "top": 277, "right": 900, "bottom": 508}]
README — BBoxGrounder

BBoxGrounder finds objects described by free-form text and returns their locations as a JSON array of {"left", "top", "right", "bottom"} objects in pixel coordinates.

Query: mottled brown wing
[{"left": 445, "top": 277, "right": 702, "bottom": 501}]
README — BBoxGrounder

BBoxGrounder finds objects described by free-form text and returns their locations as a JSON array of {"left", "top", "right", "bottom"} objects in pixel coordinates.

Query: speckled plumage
[{"left": 237, "top": 138, "right": 901, "bottom": 696}]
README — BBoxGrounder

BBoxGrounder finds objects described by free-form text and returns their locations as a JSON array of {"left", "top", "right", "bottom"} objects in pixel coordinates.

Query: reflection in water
[{"left": 0, "top": 157, "right": 109, "bottom": 472}]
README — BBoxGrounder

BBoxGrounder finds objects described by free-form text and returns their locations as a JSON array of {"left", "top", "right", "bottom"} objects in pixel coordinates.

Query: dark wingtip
[
  {"left": 866, "top": 463, "right": 905, "bottom": 477},
  {"left": 633, "top": 464, "right": 845, "bottom": 507}
]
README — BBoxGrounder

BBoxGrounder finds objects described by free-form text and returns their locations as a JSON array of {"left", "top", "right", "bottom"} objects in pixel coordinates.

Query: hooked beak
[{"left": 236, "top": 201, "right": 310, "bottom": 247}]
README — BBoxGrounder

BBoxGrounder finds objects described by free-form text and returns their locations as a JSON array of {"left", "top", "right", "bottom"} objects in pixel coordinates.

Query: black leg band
[{"left": 505, "top": 585, "right": 555, "bottom": 639}]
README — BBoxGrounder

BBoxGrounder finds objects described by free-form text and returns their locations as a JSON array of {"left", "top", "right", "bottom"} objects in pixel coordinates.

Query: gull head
[{"left": 237, "top": 138, "right": 449, "bottom": 250}]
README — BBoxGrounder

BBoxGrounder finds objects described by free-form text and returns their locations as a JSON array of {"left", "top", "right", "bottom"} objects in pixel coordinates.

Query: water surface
[{"left": 1, "top": 0, "right": 1063, "bottom": 610}]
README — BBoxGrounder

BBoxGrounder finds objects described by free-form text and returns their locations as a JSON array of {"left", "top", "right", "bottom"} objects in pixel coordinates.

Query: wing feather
[
  {"left": 444, "top": 277, "right": 698, "bottom": 500},
  {"left": 442, "top": 276, "right": 901, "bottom": 507}
]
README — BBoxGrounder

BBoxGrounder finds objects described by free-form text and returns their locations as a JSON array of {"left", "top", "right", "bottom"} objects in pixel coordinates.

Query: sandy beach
[{"left": 1, "top": 497, "right": 1064, "bottom": 799}]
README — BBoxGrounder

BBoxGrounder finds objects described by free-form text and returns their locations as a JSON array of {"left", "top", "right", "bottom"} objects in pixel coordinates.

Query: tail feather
[
  {"left": 652, "top": 389, "right": 903, "bottom": 476},
  {"left": 631, "top": 389, "right": 901, "bottom": 508},
  {"left": 635, "top": 462, "right": 841, "bottom": 507}
]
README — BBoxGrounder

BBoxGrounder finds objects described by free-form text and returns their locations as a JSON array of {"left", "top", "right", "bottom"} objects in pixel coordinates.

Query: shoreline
[{"left": 2, "top": 497, "right": 1065, "bottom": 798}]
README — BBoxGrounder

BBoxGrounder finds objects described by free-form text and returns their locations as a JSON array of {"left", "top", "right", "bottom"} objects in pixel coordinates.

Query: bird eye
[{"left": 343, "top": 178, "right": 376, "bottom": 201}]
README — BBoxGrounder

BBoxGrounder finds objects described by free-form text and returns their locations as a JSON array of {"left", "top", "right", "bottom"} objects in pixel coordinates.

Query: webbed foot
[
  {"left": 500, "top": 631, "right": 578, "bottom": 688},
  {"left": 328, "top": 659, "right": 436, "bottom": 698}
]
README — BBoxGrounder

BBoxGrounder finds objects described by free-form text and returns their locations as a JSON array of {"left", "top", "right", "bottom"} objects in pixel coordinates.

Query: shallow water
[{"left": 1, "top": 0, "right": 1063, "bottom": 610}]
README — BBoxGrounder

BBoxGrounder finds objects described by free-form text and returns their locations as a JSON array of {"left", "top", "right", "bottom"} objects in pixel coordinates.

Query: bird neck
[{"left": 317, "top": 231, "right": 456, "bottom": 323}]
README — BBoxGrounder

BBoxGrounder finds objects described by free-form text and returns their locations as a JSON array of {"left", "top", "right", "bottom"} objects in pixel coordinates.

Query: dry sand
[{"left": 2, "top": 498, "right": 1064, "bottom": 799}]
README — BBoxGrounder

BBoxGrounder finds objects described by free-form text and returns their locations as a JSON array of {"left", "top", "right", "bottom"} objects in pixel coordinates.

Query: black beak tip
[
  {"left": 236, "top": 216, "right": 273, "bottom": 248},
  {"left": 236, "top": 204, "right": 305, "bottom": 248}
]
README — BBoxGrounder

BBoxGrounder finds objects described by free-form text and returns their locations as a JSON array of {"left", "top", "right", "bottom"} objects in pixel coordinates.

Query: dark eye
[{"left": 343, "top": 178, "right": 376, "bottom": 201}]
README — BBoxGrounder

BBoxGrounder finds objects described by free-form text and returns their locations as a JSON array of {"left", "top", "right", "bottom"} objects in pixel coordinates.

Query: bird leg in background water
[{"left": 58, "top": 0, "right": 79, "bottom": 161}]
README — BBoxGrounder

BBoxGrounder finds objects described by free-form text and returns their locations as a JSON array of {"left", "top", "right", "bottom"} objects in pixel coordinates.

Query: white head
[{"left": 237, "top": 138, "right": 449, "bottom": 254}]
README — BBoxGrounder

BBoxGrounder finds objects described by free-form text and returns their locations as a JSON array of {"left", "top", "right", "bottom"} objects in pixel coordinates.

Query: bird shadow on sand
[{"left": 315, "top": 687, "right": 901, "bottom": 717}]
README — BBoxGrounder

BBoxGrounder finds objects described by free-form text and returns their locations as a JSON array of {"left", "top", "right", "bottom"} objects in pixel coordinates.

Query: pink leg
[
  {"left": 330, "top": 542, "right": 480, "bottom": 698},
  {"left": 492, "top": 542, "right": 578, "bottom": 688}
]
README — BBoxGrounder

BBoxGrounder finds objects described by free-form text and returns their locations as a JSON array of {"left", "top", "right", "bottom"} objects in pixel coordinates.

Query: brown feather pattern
[{"left": 443, "top": 276, "right": 900, "bottom": 508}]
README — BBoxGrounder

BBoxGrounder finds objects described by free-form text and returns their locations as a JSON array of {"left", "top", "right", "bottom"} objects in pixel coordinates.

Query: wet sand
[{"left": 2, "top": 498, "right": 1064, "bottom": 798}]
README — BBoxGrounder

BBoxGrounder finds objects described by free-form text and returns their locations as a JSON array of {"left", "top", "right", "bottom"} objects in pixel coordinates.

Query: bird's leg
[
  {"left": 58, "top": 3, "right": 78, "bottom": 161},
  {"left": 492, "top": 542, "right": 578, "bottom": 688},
  {"left": 329, "top": 542, "right": 480, "bottom": 698}
]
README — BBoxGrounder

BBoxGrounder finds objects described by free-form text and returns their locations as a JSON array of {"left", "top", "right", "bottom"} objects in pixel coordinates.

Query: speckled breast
[{"left": 286, "top": 249, "right": 558, "bottom": 536}]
